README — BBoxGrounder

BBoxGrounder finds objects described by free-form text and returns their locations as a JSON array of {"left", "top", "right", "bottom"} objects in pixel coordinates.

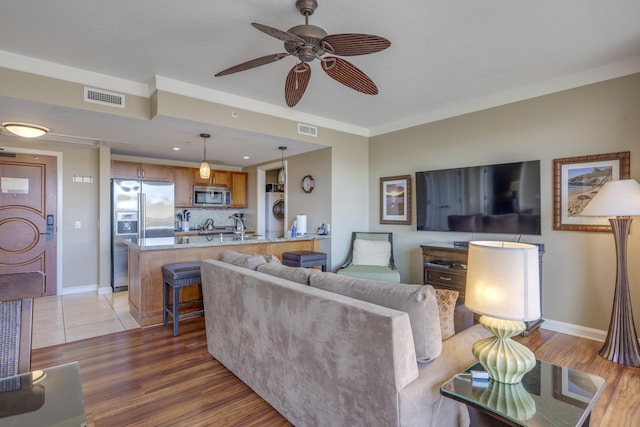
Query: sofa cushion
[
  {"left": 310, "top": 272, "right": 442, "bottom": 362},
  {"left": 337, "top": 264, "right": 401, "bottom": 282},
  {"left": 219, "top": 250, "right": 267, "bottom": 270},
  {"left": 352, "top": 239, "right": 391, "bottom": 266},
  {"left": 256, "top": 262, "right": 320, "bottom": 285},
  {"left": 435, "top": 289, "right": 459, "bottom": 340}
]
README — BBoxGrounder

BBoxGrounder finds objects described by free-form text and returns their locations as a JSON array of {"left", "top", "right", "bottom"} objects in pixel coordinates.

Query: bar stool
[
  {"left": 282, "top": 251, "right": 327, "bottom": 272},
  {"left": 162, "top": 262, "right": 203, "bottom": 336}
]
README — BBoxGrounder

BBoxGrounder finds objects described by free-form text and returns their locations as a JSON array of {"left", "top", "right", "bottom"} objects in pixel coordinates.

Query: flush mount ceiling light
[
  {"left": 2, "top": 122, "right": 49, "bottom": 138},
  {"left": 278, "top": 146, "right": 287, "bottom": 185},
  {"left": 199, "top": 133, "right": 211, "bottom": 180}
]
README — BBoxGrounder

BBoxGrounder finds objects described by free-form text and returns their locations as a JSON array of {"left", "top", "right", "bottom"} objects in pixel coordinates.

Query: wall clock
[{"left": 301, "top": 175, "right": 314, "bottom": 193}]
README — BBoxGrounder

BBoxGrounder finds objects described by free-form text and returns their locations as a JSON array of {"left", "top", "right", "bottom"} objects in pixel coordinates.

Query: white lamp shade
[
  {"left": 580, "top": 179, "right": 640, "bottom": 217},
  {"left": 465, "top": 241, "right": 540, "bottom": 321}
]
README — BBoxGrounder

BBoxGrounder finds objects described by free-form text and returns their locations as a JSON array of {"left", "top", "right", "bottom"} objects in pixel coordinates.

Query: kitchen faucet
[{"left": 229, "top": 215, "right": 245, "bottom": 240}]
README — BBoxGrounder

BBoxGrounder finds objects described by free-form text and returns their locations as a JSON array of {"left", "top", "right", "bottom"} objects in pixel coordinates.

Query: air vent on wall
[
  {"left": 84, "top": 87, "right": 125, "bottom": 108},
  {"left": 298, "top": 123, "right": 317, "bottom": 137}
]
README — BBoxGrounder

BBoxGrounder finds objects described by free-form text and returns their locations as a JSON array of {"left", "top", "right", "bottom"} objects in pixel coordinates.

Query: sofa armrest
[{"left": 454, "top": 304, "right": 474, "bottom": 334}]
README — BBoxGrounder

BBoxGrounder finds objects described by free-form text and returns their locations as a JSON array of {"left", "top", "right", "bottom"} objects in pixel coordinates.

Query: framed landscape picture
[
  {"left": 553, "top": 151, "right": 630, "bottom": 232},
  {"left": 380, "top": 175, "right": 411, "bottom": 225}
]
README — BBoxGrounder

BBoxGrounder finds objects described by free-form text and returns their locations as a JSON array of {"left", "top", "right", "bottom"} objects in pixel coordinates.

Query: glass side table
[
  {"left": 0, "top": 361, "right": 86, "bottom": 426},
  {"left": 441, "top": 360, "right": 605, "bottom": 427}
]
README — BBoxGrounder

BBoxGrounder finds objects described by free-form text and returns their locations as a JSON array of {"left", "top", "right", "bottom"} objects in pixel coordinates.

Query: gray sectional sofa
[{"left": 200, "top": 252, "right": 491, "bottom": 427}]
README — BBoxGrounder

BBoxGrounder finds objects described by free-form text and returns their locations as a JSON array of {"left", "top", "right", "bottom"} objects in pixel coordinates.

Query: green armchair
[{"left": 337, "top": 232, "right": 400, "bottom": 282}]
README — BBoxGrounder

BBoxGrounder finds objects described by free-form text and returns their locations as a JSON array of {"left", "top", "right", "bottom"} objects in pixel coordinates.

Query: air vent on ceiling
[
  {"left": 84, "top": 87, "right": 125, "bottom": 108},
  {"left": 298, "top": 123, "right": 317, "bottom": 137}
]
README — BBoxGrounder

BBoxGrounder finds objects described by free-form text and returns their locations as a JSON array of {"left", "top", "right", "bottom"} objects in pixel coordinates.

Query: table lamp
[
  {"left": 580, "top": 178, "right": 640, "bottom": 366},
  {"left": 465, "top": 241, "right": 541, "bottom": 384}
]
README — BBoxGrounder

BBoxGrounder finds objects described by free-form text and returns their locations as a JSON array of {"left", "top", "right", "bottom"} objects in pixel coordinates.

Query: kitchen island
[{"left": 126, "top": 235, "right": 328, "bottom": 327}]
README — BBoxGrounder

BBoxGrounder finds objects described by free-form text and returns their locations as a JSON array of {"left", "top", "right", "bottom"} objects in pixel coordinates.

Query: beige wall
[
  {"left": 369, "top": 73, "right": 640, "bottom": 335},
  {"left": 3, "top": 64, "right": 638, "bottom": 337}
]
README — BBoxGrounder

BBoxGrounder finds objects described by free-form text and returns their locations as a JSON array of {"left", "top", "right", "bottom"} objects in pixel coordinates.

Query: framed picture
[
  {"left": 380, "top": 175, "right": 411, "bottom": 225},
  {"left": 553, "top": 151, "right": 630, "bottom": 232}
]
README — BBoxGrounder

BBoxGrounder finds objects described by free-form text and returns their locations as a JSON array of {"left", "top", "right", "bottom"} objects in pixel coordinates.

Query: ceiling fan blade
[
  {"left": 322, "top": 34, "right": 391, "bottom": 56},
  {"left": 321, "top": 57, "right": 378, "bottom": 95},
  {"left": 284, "top": 63, "right": 311, "bottom": 107},
  {"left": 251, "top": 23, "right": 305, "bottom": 44},
  {"left": 215, "top": 53, "right": 290, "bottom": 77}
]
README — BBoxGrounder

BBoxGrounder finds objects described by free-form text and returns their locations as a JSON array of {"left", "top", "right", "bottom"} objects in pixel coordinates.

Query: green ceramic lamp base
[{"left": 472, "top": 315, "right": 536, "bottom": 384}]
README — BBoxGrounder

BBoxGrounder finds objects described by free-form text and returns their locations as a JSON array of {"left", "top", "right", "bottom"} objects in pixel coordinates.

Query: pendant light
[
  {"left": 199, "top": 133, "right": 211, "bottom": 180},
  {"left": 278, "top": 146, "right": 287, "bottom": 185}
]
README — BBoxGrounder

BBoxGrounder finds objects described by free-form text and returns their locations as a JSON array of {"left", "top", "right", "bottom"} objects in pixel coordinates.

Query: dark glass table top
[
  {"left": 0, "top": 361, "right": 86, "bottom": 426},
  {"left": 441, "top": 360, "right": 605, "bottom": 427}
]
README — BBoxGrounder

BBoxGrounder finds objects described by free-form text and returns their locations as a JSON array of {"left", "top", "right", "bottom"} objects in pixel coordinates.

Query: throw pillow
[
  {"left": 435, "top": 289, "right": 458, "bottom": 340},
  {"left": 352, "top": 239, "right": 391, "bottom": 266}
]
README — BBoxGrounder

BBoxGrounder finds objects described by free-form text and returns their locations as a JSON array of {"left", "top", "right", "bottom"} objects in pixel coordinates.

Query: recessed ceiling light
[
  {"left": 172, "top": 147, "right": 180, "bottom": 151},
  {"left": 243, "top": 156, "right": 250, "bottom": 159}
]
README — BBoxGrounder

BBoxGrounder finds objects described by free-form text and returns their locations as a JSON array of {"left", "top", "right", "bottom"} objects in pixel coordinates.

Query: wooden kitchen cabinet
[
  {"left": 229, "top": 172, "right": 248, "bottom": 208},
  {"left": 173, "top": 167, "right": 193, "bottom": 208},
  {"left": 193, "top": 169, "right": 229, "bottom": 186},
  {"left": 111, "top": 160, "right": 173, "bottom": 182}
]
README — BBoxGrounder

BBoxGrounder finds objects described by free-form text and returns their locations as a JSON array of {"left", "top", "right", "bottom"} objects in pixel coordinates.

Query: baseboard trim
[
  {"left": 540, "top": 318, "right": 606, "bottom": 342},
  {"left": 61, "top": 284, "right": 112, "bottom": 295},
  {"left": 62, "top": 284, "right": 97, "bottom": 295}
]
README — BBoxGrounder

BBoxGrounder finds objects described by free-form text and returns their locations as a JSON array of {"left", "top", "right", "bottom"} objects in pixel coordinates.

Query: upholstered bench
[
  {"left": 0, "top": 271, "right": 45, "bottom": 377},
  {"left": 282, "top": 251, "right": 327, "bottom": 272},
  {"left": 162, "top": 262, "right": 203, "bottom": 336}
]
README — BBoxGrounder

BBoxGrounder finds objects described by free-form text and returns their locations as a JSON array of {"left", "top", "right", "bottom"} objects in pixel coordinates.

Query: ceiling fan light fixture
[
  {"left": 3, "top": 122, "right": 49, "bottom": 138},
  {"left": 199, "top": 133, "right": 211, "bottom": 180},
  {"left": 278, "top": 146, "right": 287, "bottom": 185},
  {"left": 214, "top": 0, "right": 390, "bottom": 107}
]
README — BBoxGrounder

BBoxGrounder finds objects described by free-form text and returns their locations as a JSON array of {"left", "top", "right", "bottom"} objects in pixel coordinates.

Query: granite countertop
[{"left": 125, "top": 234, "right": 330, "bottom": 251}]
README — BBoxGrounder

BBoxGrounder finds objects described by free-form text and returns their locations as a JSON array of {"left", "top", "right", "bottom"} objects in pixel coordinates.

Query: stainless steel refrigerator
[{"left": 111, "top": 179, "right": 175, "bottom": 291}]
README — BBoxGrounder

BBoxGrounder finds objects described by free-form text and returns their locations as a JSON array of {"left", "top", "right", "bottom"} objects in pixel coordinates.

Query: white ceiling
[{"left": 1, "top": 0, "right": 639, "bottom": 166}]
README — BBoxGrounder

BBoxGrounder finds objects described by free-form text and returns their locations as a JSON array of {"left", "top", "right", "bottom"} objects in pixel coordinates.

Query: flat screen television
[{"left": 415, "top": 160, "right": 541, "bottom": 235}]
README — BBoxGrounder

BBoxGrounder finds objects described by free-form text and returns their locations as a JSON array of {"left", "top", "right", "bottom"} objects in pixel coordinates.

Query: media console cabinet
[{"left": 420, "top": 242, "right": 545, "bottom": 335}]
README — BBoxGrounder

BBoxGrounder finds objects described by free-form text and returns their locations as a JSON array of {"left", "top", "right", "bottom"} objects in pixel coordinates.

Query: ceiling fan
[{"left": 215, "top": 0, "right": 390, "bottom": 107}]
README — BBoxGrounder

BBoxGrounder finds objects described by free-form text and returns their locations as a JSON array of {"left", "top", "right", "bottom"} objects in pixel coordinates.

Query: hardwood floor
[
  {"left": 516, "top": 328, "right": 640, "bottom": 426},
  {"left": 31, "top": 318, "right": 291, "bottom": 427},
  {"left": 31, "top": 319, "right": 640, "bottom": 426}
]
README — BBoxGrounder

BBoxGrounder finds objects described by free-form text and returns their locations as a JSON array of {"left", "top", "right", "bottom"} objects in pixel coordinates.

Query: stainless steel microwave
[{"left": 193, "top": 186, "right": 231, "bottom": 207}]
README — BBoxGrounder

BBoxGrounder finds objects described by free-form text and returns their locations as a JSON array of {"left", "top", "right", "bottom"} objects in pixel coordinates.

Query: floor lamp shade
[
  {"left": 465, "top": 241, "right": 540, "bottom": 383},
  {"left": 580, "top": 179, "right": 640, "bottom": 366},
  {"left": 580, "top": 179, "right": 640, "bottom": 217}
]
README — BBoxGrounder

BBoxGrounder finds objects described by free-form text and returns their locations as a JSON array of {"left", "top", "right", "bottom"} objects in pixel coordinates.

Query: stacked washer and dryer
[{"left": 265, "top": 188, "right": 285, "bottom": 239}]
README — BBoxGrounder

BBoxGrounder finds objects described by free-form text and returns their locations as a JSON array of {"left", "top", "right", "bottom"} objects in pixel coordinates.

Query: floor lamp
[{"left": 581, "top": 179, "right": 640, "bottom": 367}]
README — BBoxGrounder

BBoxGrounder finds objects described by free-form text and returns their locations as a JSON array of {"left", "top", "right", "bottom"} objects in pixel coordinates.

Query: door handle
[{"left": 40, "top": 214, "right": 55, "bottom": 241}]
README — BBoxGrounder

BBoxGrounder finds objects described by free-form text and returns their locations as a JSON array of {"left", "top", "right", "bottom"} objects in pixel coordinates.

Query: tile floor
[{"left": 32, "top": 291, "right": 140, "bottom": 349}]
